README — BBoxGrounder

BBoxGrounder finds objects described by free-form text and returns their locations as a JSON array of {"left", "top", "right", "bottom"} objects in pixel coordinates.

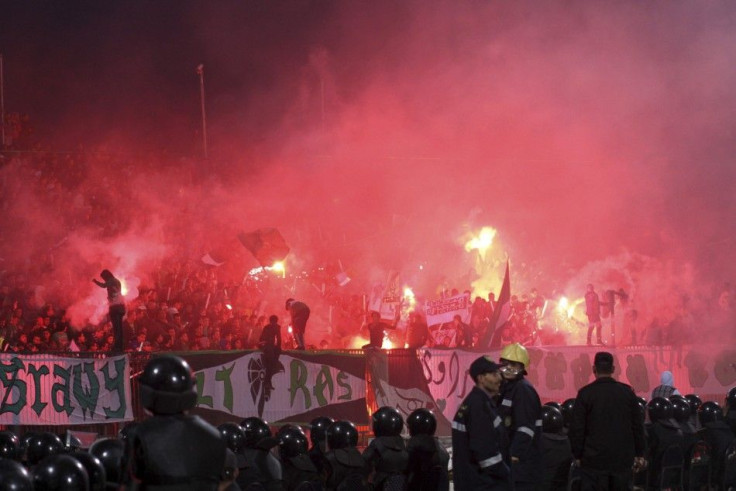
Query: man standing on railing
[
  {"left": 285, "top": 298, "right": 310, "bottom": 350},
  {"left": 93, "top": 269, "right": 125, "bottom": 354}
]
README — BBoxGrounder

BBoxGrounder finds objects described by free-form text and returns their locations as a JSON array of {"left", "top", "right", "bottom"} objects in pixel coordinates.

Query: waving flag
[{"left": 480, "top": 261, "right": 512, "bottom": 349}]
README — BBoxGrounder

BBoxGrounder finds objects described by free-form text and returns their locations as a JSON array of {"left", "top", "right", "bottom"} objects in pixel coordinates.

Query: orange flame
[{"left": 464, "top": 226, "right": 497, "bottom": 261}]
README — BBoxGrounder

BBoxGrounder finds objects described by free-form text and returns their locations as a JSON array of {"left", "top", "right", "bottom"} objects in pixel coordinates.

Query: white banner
[
  {"left": 424, "top": 293, "right": 471, "bottom": 326},
  {"left": 0, "top": 354, "right": 132, "bottom": 426}
]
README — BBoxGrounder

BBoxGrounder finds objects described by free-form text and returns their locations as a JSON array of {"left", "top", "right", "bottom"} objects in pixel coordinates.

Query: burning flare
[{"left": 464, "top": 226, "right": 497, "bottom": 262}]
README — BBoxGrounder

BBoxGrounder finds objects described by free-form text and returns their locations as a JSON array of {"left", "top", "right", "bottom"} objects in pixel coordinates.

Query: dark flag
[
  {"left": 480, "top": 261, "right": 512, "bottom": 349},
  {"left": 237, "top": 228, "right": 290, "bottom": 267}
]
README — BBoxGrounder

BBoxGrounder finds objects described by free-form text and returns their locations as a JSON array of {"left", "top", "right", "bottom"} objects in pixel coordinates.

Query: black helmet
[
  {"left": 541, "top": 406, "right": 564, "bottom": 434},
  {"left": 0, "top": 430, "right": 20, "bottom": 460},
  {"left": 647, "top": 397, "right": 673, "bottom": 423},
  {"left": 544, "top": 401, "right": 562, "bottom": 411},
  {"left": 276, "top": 424, "right": 305, "bottom": 440},
  {"left": 561, "top": 398, "right": 576, "bottom": 428},
  {"left": 407, "top": 408, "right": 437, "bottom": 436},
  {"left": 64, "top": 432, "right": 83, "bottom": 453},
  {"left": 26, "top": 432, "right": 65, "bottom": 467},
  {"left": 698, "top": 401, "right": 723, "bottom": 425},
  {"left": 0, "top": 459, "right": 33, "bottom": 491},
  {"left": 326, "top": 421, "right": 359, "bottom": 450},
  {"left": 69, "top": 452, "right": 106, "bottom": 491},
  {"left": 278, "top": 426, "right": 309, "bottom": 460},
  {"left": 636, "top": 397, "right": 647, "bottom": 419},
  {"left": 241, "top": 417, "right": 272, "bottom": 448},
  {"left": 20, "top": 431, "right": 38, "bottom": 462},
  {"left": 89, "top": 438, "right": 124, "bottom": 486},
  {"left": 372, "top": 406, "right": 403, "bottom": 437},
  {"left": 118, "top": 422, "right": 139, "bottom": 441},
  {"left": 685, "top": 394, "right": 702, "bottom": 416},
  {"left": 309, "top": 416, "right": 335, "bottom": 446},
  {"left": 671, "top": 397, "right": 691, "bottom": 424},
  {"left": 218, "top": 423, "right": 247, "bottom": 453},
  {"left": 32, "top": 454, "right": 90, "bottom": 491},
  {"left": 138, "top": 355, "right": 197, "bottom": 415},
  {"left": 727, "top": 387, "right": 736, "bottom": 407}
]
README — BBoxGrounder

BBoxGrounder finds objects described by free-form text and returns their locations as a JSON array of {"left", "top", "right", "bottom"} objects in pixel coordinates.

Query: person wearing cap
[
  {"left": 569, "top": 351, "right": 646, "bottom": 489},
  {"left": 451, "top": 355, "right": 510, "bottom": 490},
  {"left": 285, "top": 298, "right": 310, "bottom": 350},
  {"left": 498, "top": 342, "right": 543, "bottom": 490}
]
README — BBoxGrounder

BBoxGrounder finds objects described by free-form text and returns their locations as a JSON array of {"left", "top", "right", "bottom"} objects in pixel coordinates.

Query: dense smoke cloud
[{"left": 1, "top": 1, "right": 735, "bottom": 339}]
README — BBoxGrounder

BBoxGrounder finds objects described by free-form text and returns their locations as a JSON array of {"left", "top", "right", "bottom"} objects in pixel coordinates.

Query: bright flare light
[
  {"left": 270, "top": 261, "right": 286, "bottom": 278},
  {"left": 557, "top": 296, "right": 582, "bottom": 318},
  {"left": 464, "top": 226, "right": 497, "bottom": 261},
  {"left": 120, "top": 279, "right": 128, "bottom": 296}
]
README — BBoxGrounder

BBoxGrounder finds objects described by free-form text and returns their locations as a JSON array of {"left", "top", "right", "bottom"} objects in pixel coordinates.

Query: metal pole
[
  {"left": 196, "top": 64, "right": 208, "bottom": 159},
  {"left": 1, "top": 54, "right": 5, "bottom": 147}
]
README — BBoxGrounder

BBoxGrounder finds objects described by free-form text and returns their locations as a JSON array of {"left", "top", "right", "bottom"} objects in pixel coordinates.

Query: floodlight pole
[{"left": 196, "top": 64, "right": 208, "bottom": 159}]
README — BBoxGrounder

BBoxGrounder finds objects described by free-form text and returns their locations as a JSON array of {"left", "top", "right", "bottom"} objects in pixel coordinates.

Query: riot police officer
[
  {"left": 540, "top": 405, "right": 572, "bottom": 491},
  {"left": 127, "top": 354, "right": 227, "bottom": 490},
  {"left": 406, "top": 408, "right": 449, "bottom": 491},
  {"left": 646, "top": 397, "right": 684, "bottom": 488},
  {"left": 451, "top": 355, "right": 510, "bottom": 490},
  {"left": 308, "top": 416, "right": 334, "bottom": 481},
  {"left": 362, "top": 406, "right": 409, "bottom": 490},
  {"left": 324, "top": 420, "right": 369, "bottom": 490},
  {"left": 238, "top": 416, "right": 284, "bottom": 490},
  {"left": 498, "top": 343, "right": 542, "bottom": 489},
  {"left": 697, "top": 401, "right": 735, "bottom": 486},
  {"left": 89, "top": 438, "right": 126, "bottom": 490},
  {"left": 278, "top": 426, "right": 321, "bottom": 490},
  {"left": 725, "top": 387, "right": 736, "bottom": 436}
]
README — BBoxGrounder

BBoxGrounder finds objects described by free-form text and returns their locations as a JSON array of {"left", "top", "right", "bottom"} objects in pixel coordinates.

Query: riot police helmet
[
  {"left": 698, "top": 401, "right": 724, "bottom": 425},
  {"left": 26, "top": 432, "right": 65, "bottom": 467},
  {"left": 309, "top": 416, "right": 335, "bottom": 446},
  {"left": 326, "top": 421, "right": 359, "bottom": 450},
  {"left": 671, "top": 397, "right": 692, "bottom": 424},
  {"left": 372, "top": 406, "right": 404, "bottom": 437},
  {"left": 0, "top": 459, "right": 33, "bottom": 491},
  {"left": 407, "top": 408, "right": 437, "bottom": 436},
  {"left": 32, "top": 454, "right": 90, "bottom": 491},
  {"left": 89, "top": 438, "right": 125, "bottom": 486},
  {"left": 0, "top": 430, "right": 20, "bottom": 461},
  {"left": 561, "top": 398, "right": 576, "bottom": 428},
  {"left": 218, "top": 422, "right": 247, "bottom": 453},
  {"left": 541, "top": 405, "right": 564, "bottom": 434},
  {"left": 727, "top": 387, "right": 736, "bottom": 408},
  {"left": 241, "top": 417, "right": 272, "bottom": 448},
  {"left": 69, "top": 451, "right": 106, "bottom": 491},
  {"left": 685, "top": 394, "right": 702, "bottom": 416},
  {"left": 138, "top": 354, "right": 197, "bottom": 415},
  {"left": 647, "top": 397, "right": 673, "bottom": 423},
  {"left": 278, "top": 426, "right": 309, "bottom": 460}
]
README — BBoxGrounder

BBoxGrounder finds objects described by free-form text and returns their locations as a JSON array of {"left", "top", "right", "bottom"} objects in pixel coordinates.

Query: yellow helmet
[{"left": 500, "top": 343, "right": 530, "bottom": 369}]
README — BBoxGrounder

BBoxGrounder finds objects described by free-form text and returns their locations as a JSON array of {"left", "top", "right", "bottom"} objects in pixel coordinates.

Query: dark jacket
[
  {"left": 498, "top": 377, "right": 543, "bottom": 485},
  {"left": 238, "top": 446, "right": 284, "bottom": 491},
  {"left": 451, "top": 386, "right": 510, "bottom": 490},
  {"left": 540, "top": 432, "right": 573, "bottom": 491},
  {"left": 128, "top": 414, "right": 226, "bottom": 490},
  {"left": 697, "top": 421, "right": 736, "bottom": 485},
  {"left": 569, "top": 376, "right": 646, "bottom": 472},
  {"left": 362, "top": 435, "right": 409, "bottom": 490},
  {"left": 324, "top": 447, "right": 369, "bottom": 490},
  {"left": 406, "top": 434, "right": 449, "bottom": 491},
  {"left": 646, "top": 419, "right": 684, "bottom": 489},
  {"left": 282, "top": 454, "right": 322, "bottom": 491}
]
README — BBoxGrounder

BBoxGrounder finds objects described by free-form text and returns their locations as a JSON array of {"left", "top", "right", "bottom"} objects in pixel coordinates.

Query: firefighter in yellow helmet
[{"left": 498, "top": 343, "right": 542, "bottom": 490}]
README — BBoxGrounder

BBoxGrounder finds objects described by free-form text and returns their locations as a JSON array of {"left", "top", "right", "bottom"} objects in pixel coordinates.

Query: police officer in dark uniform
[
  {"left": 697, "top": 401, "right": 735, "bottom": 486},
  {"left": 362, "top": 406, "right": 409, "bottom": 490},
  {"left": 406, "top": 408, "right": 449, "bottom": 491},
  {"left": 324, "top": 420, "right": 369, "bottom": 490},
  {"left": 127, "top": 354, "right": 227, "bottom": 490},
  {"left": 540, "top": 405, "right": 572, "bottom": 491},
  {"left": 278, "top": 426, "right": 322, "bottom": 491},
  {"left": 569, "top": 351, "right": 646, "bottom": 490},
  {"left": 308, "top": 416, "right": 334, "bottom": 483},
  {"left": 498, "top": 343, "right": 543, "bottom": 490},
  {"left": 451, "top": 355, "right": 510, "bottom": 491},
  {"left": 725, "top": 387, "right": 736, "bottom": 436},
  {"left": 238, "top": 416, "right": 284, "bottom": 491},
  {"left": 645, "top": 397, "right": 684, "bottom": 489}
]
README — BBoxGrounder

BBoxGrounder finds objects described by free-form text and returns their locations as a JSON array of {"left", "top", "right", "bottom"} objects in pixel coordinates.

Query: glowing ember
[
  {"left": 464, "top": 226, "right": 497, "bottom": 261},
  {"left": 225, "top": 304, "right": 232, "bottom": 310}
]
